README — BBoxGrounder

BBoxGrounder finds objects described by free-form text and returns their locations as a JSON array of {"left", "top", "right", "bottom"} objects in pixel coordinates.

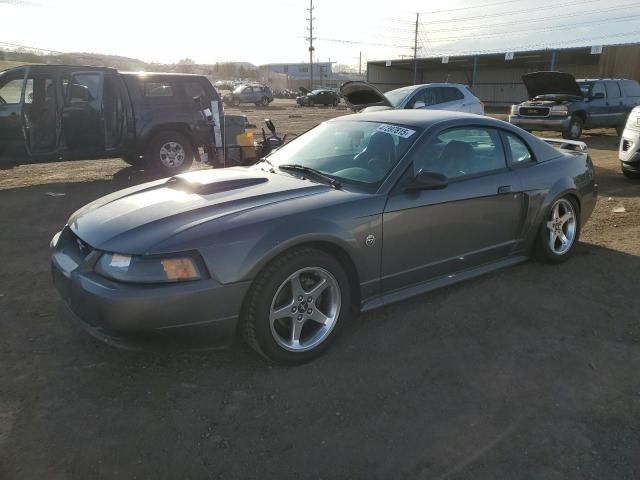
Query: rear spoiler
[{"left": 540, "top": 137, "right": 587, "bottom": 152}]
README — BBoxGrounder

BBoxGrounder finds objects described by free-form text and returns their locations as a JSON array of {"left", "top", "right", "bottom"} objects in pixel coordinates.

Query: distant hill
[{"left": 0, "top": 49, "right": 258, "bottom": 79}]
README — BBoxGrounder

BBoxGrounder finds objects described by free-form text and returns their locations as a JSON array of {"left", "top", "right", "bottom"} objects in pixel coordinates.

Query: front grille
[
  {"left": 519, "top": 106, "right": 550, "bottom": 117},
  {"left": 57, "top": 227, "right": 94, "bottom": 263},
  {"left": 622, "top": 140, "right": 631, "bottom": 152}
]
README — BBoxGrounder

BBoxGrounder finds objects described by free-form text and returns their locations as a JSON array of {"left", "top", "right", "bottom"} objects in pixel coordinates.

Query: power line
[
  {"left": 423, "top": 3, "right": 637, "bottom": 33},
  {"left": 428, "top": 14, "right": 640, "bottom": 42},
  {"left": 419, "top": 0, "right": 528, "bottom": 15},
  {"left": 422, "top": 0, "right": 603, "bottom": 25}
]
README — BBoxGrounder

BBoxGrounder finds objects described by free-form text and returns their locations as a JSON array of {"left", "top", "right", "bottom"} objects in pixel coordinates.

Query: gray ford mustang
[{"left": 51, "top": 110, "right": 597, "bottom": 363}]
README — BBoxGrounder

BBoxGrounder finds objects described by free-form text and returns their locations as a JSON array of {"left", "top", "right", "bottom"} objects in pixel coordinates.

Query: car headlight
[
  {"left": 95, "top": 252, "right": 205, "bottom": 283},
  {"left": 510, "top": 105, "right": 519, "bottom": 116},
  {"left": 550, "top": 105, "right": 569, "bottom": 116}
]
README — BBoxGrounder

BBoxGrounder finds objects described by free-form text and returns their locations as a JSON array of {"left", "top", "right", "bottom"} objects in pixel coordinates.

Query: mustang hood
[
  {"left": 522, "top": 71, "right": 582, "bottom": 98},
  {"left": 68, "top": 168, "right": 329, "bottom": 255}
]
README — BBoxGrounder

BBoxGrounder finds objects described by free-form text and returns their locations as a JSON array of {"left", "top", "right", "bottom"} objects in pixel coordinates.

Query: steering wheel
[{"left": 0, "top": 95, "right": 7, "bottom": 106}]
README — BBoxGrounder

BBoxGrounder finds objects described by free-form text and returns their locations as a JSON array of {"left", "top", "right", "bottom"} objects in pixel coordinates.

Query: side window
[
  {"left": 0, "top": 76, "right": 26, "bottom": 104},
  {"left": 505, "top": 133, "right": 533, "bottom": 165},
  {"left": 605, "top": 82, "right": 621, "bottom": 99},
  {"left": 438, "top": 87, "right": 464, "bottom": 103},
  {"left": 413, "top": 127, "right": 506, "bottom": 179},
  {"left": 183, "top": 80, "right": 206, "bottom": 99},
  {"left": 252, "top": 87, "right": 262, "bottom": 93},
  {"left": 407, "top": 87, "right": 437, "bottom": 108},
  {"left": 144, "top": 81, "right": 173, "bottom": 97},
  {"left": 69, "top": 74, "right": 100, "bottom": 103},
  {"left": 591, "top": 82, "right": 606, "bottom": 98}
]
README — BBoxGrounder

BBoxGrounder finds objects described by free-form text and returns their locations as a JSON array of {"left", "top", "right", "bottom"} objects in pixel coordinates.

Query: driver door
[
  {"left": 381, "top": 126, "right": 524, "bottom": 292},
  {"left": 61, "top": 71, "right": 105, "bottom": 154}
]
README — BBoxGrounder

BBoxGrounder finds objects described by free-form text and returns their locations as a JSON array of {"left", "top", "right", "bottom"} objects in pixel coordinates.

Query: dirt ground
[{"left": 1, "top": 99, "right": 639, "bottom": 479}]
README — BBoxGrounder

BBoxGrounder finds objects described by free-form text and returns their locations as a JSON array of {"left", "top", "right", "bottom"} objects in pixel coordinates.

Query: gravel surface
[{"left": 1, "top": 100, "right": 639, "bottom": 479}]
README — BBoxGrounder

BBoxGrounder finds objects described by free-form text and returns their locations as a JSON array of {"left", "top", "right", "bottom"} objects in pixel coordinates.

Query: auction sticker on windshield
[{"left": 376, "top": 124, "right": 416, "bottom": 138}]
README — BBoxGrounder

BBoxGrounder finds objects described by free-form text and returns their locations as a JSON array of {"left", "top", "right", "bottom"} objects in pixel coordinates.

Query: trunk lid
[
  {"left": 340, "top": 81, "right": 393, "bottom": 111},
  {"left": 522, "top": 71, "right": 583, "bottom": 98}
]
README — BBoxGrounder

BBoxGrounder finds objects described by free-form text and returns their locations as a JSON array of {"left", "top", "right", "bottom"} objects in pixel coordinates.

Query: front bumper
[
  {"left": 51, "top": 232, "right": 251, "bottom": 351},
  {"left": 619, "top": 129, "right": 640, "bottom": 173},
  {"left": 509, "top": 115, "right": 571, "bottom": 131}
]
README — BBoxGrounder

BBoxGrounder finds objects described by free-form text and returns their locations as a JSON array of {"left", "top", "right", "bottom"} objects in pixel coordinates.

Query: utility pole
[
  {"left": 413, "top": 13, "right": 419, "bottom": 85},
  {"left": 307, "top": 0, "right": 315, "bottom": 90},
  {"left": 359, "top": 51, "right": 362, "bottom": 78}
]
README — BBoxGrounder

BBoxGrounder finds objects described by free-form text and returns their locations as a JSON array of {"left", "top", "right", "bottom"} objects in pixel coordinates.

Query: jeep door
[
  {"left": 381, "top": 126, "right": 524, "bottom": 292},
  {"left": 0, "top": 68, "right": 28, "bottom": 159},
  {"left": 61, "top": 71, "right": 105, "bottom": 154}
]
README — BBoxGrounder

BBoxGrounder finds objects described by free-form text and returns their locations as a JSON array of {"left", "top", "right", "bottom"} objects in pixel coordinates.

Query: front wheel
[
  {"left": 232, "top": 98, "right": 240, "bottom": 107},
  {"left": 562, "top": 116, "right": 583, "bottom": 140},
  {"left": 261, "top": 97, "right": 270, "bottom": 106},
  {"left": 145, "top": 132, "right": 193, "bottom": 176},
  {"left": 241, "top": 248, "right": 351, "bottom": 364},
  {"left": 535, "top": 196, "right": 580, "bottom": 263},
  {"left": 308, "top": 100, "right": 314, "bottom": 107}
]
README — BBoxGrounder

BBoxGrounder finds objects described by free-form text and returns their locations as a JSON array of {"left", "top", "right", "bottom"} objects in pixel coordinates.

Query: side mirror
[
  {"left": 265, "top": 118, "right": 276, "bottom": 135},
  {"left": 413, "top": 101, "right": 426, "bottom": 109},
  {"left": 592, "top": 92, "right": 605, "bottom": 100},
  {"left": 405, "top": 170, "right": 448, "bottom": 191}
]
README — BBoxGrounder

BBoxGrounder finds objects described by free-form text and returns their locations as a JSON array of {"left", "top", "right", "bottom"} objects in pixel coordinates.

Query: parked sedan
[
  {"left": 296, "top": 88, "right": 340, "bottom": 107},
  {"left": 341, "top": 81, "right": 484, "bottom": 115},
  {"left": 223, "top": 84, "right": 273, "bottom": 107},
  {"left": 51, "top": 110, "right": 597, "bottom": 364}
]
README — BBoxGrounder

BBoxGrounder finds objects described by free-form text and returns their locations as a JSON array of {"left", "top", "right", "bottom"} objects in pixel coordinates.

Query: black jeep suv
[
  {"left": 0, "top": 65, "right": 223, "bottom": 174},
  {"left": 509, "top": 71, "right": 640, "bottom": 139}
]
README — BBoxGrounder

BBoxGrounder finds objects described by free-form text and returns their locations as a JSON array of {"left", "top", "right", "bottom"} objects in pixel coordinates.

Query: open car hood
[
  {"left": 340, "top": 81, "right": 392, "bottom": 111},
  {"left": 298, "top": 86, "right": 310, "bottom": 95},
  {"left": 522, "top": 71, "right": 582, "bottom": 98}
]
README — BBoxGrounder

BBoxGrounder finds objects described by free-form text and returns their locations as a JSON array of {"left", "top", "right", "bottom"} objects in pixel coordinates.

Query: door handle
[{"left": 498, "top": 185, "right": 514, "bottom": 194}]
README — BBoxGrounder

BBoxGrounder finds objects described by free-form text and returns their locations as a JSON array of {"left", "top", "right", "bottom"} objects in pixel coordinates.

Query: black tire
[
  {"left": 622, "top": 169, "right": 640, "bottom": 179},
  {"left": 562, "top": 115, "right": 583, "bottom": 140},
  {"left": 145, "top": 131, "right": 193, "bottom": 176},
  {"left": 240, "top": 247, "right": 351, "bottom": 364},
  {"left": 261, "top": 97, "right": 269, "bottom": 107},
  {"left": 534, "top": 196, "right": 581, "bottom": 264},
  {"left": 333, "top": 100, "right": 339, "bottom": 107},
  {"left": 232, "top": 98, "right": 240, "bottom": 107},
  {"left": 308, "top": 99, "right": 315, "bottom": 107}
]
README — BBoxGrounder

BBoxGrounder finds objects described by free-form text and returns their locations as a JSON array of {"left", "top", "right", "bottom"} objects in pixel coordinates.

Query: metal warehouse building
[{"left": 366, "top": 42, "right": 640, "bottom": 108}]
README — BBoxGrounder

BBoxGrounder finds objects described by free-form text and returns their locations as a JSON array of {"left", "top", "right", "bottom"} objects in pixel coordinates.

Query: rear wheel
[
  {"left": 241, "top": 247, "right": 350, "bottom": 364},
  {"left": 562, "top": 115, "right": 583, "bottom": 140},
  {"left": 145, "top": 131, "right": 193, "bottom": 176},
  {"left": 535, "top": 196, "right": 580, "bottom": 263}
]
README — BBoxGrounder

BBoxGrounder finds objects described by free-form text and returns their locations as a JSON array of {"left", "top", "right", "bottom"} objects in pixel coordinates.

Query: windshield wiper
[{"left": 278, "top": 164, "right": 342, "bottom": 189}]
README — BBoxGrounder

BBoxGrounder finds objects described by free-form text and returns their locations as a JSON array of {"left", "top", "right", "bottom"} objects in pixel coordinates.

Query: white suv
[
  {"left": 619, "top": 106, "right": 640, "bottom": 178},
  {"left": 340, "top": 81, "right": 484, "bottom": 115}
]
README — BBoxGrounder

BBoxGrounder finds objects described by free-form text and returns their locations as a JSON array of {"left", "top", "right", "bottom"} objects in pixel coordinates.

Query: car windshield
[
  {"left": 384, "top": 86, "right": 415, "bottom": 106},
  {"left": 264, "top": 121, "right": 421, "bottom": 189},
  {"left": 233, "top": 85, "right": 246, "bottom": 93}
]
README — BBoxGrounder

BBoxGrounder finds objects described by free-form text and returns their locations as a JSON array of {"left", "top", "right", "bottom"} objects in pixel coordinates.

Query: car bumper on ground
[
  {"left": 51, "top": 234, "right": 251, "bottom": 352},
  {"left": 620, "top": 129, "right": 640, "bottom": 173},
  {"left": 509, "top": 115, "right": 571, "bottom": 131}
]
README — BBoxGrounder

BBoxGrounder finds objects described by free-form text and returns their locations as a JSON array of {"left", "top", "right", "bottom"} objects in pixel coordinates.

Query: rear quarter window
[
  {"left": 144, "top": 81, "right": 173, "bottom": 97},
  {"left": 622, "top": 80, "right": 640, "bottom": 97}
]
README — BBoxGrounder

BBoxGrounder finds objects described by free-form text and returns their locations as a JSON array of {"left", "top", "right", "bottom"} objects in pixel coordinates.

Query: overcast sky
[{"left": 1, "top": 0, "right": 638, "bottom": 66}]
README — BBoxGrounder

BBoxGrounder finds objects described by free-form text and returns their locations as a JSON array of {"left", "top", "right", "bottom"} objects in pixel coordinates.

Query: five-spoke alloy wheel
[
  {"left": 536, "top": 196, "right": 580, "bottom": 263},
  {"left": 241, "top": 247, "right": 350, "bottom": 364}
]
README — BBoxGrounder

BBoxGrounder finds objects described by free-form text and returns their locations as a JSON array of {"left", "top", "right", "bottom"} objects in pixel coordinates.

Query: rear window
[
  {"left": 144, "top": 81, "right": 173, "bottom": 97},
  {"left": 622, "top": 80, "right": 640, "bottom": 97},
  {"left": 438, "top": 87, "right": 464, "bottom": 102},
  {"left": 183, "top": 80, "right": 206, "bottom": 99}
]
